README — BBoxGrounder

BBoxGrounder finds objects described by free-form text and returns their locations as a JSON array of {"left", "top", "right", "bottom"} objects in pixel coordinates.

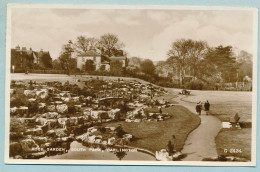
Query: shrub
[
  {"left": 10, "top": 96, "right": 29, "bottom": 107},
  {"left": 184, "top": 80, "right": 205, "bottom": 90},
  {"left": 115, "top": 125, "right": 126, "bottom": 138},
  {"left": 10, "top": 118, "right": 25, "bottom": 133}
]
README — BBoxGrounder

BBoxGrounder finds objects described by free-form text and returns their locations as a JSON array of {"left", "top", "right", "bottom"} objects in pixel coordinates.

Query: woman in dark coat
[
  {"left": 196, "top": 102, "right": 202, "bottom": 115},
  {"left": 204, "top": 100, "right": 210, "bottom": 115}
]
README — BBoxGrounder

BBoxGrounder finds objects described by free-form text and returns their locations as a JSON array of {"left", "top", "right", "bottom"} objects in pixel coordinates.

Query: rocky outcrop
[
  {"left": 20, "top": 139, "right": 39, "bottom": 152},
  {"left": 56, "top": 104, "right": 68, "bottom": 114}
]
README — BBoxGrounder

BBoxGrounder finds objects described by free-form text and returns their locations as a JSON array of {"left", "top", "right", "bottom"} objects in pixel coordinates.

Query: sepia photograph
[{"left": 5, "top": 4, "right": 257, "bottom": 166}]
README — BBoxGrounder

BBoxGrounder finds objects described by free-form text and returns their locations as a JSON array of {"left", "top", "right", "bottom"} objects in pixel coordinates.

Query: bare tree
[
  {"left": 187, "top": 40, "right": 208, "bottom": 79},
  {"left": 99, "top": 33, "right": 124, "bottom": 57},
  {"left": 74, "top": 36, "right": 99, "bottom": 54},
  {"left": 167, "top": 39, "right": 191, "bottom": 86}
]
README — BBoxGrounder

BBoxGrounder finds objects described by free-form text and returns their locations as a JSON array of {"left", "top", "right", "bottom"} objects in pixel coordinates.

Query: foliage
[
  {"left": 85, "top": 60, "right": 95, "bottom": 72},
  {"left": 184, "top": 80, "right": 205, "bottom": 90},
  {"left": 110, "top": 59, "right": 123, "bottom": 76},
  {"left": 57, "top": 51, "right": 77, "bottom": 74},
  {"left": 140, "top": 59, "right": 155, "bottom": 76},
  {"left": 10, "top": 118, "right": 25, "bottom": 133},
  {"left": 167, "top": 39, "right": 208, "bottom": 85},
  {"left": 115, "top": 125, "right": 126, "bottom": 138}
]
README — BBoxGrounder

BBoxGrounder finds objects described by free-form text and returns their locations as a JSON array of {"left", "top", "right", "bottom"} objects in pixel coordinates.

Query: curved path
[{"left": 167, "top": 89, "right": 222, "bottom": 161}]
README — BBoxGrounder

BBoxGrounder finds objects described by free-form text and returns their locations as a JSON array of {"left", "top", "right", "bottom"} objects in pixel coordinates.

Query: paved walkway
[{"left": 167, "top": 89, "right": 222, "bottom": 161}]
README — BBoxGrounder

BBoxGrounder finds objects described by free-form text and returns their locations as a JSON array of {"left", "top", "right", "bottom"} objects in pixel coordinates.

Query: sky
[{"left": 11, "top": 7, "right": 256, "bottom": 61}]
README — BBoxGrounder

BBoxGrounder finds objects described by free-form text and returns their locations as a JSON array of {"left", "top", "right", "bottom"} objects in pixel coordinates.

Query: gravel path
[{"left": 167, "top": 89, "right": 222, "bottom": 161}]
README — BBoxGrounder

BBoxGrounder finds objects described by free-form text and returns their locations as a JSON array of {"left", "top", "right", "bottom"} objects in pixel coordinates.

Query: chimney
[
  {"left": 15, "top": 45, "right": 20, "bottom": 50},
  {"left": 30, "top": 47, "right": 32, "bottom": 51}
]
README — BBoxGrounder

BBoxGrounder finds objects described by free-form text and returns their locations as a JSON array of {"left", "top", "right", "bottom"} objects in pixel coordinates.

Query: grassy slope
[
  {"left": 105, "top": 105, "right": 201, "bottom": 153},
  {"left": 210, "top": 104, "right": 252, "bottom": 161},
  {"left": 215, "top": 128, "right": 251, "bottom": 160}
]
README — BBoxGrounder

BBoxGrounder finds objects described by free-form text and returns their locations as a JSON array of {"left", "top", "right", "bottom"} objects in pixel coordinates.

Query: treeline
[
  {"left": 27, "top": 33, "right": 252, "bottom": 90},
  {"left": 126, "top": 39, "right": 252, "bottom": 90}
]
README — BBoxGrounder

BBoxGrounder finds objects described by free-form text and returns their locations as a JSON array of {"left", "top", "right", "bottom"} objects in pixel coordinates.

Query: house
[
  {"left": 76, "top": 50, "right": 110, "bottom": 71},
  {"left": 11, "top": 45, "right": 52, "bottom": 72},
  {"left": 76, "top": 49, "right": 127, "bottom": 71}
]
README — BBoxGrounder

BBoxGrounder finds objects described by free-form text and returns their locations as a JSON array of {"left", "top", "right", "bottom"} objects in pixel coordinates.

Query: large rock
[
  {"left": 172, "top": 152, "right": 183, "bottom": 160},
  {"left": 76, "top": 133, "right": 90, "bottom": 142},
  {"left": 108, "top": 109, "right": 120, "bottom": 119},
  {"left": 36, "top": 117, "right": 47, "bottom": 125},
  {"left": 39, "top": 92, "right": 49, "bottom": 99},
  {"left": 24, "top": 128, "right": 43, "bottom": 136},
  {"left": 45, "top": 112, "right": 59, "bottom": 119},
  {"left": 45, "top": 119, "right": 58, "bottom": 129},
  {"left": 10, "top": 107, "right": 17, "bottom": 114},
  {"left": 20, "top": 139, "right": 39, "bottom": 152},
  {"left": 33, "top": 136, "right": 48, "bottom": 144},
  {"left": 24, "top": 90, "right": 35, "bottom": 97},
  {"left": 38, "top": 103, "right": 46, "bottom": 110},
  {"left": 47, "top": 105, "right": 56, "bottom": 112},
  {"left": 155, "top": 149, "right": 172, "bottom": 161},
  {"left": 54, "top": 128, "right": 67, "bottom": 137},
  {"left": 69, "top": 117, "right": 78, "bottom": 126},
  {"left": 56, "top": 104, "right": 68, "bottom": 114},
  {"left": 46, "top": 130, "right": 56, "bottom": 137},
  {"left": 58, "top": 118, "right": 68, "bottom": 128},
  {"left": 108, "top": 137, "right": 116, "bottom": 145},
  {"left": 9, "top": 142, "right": 22, "bottom": 156}
]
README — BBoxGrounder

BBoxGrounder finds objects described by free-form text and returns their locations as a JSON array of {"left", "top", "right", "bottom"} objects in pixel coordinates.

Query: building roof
[
  {"left": 78, "top": 50, "right": 100, "bottom": 57},
  {"left": 109, "top": 56, "right": 127, "bottom": 60}
]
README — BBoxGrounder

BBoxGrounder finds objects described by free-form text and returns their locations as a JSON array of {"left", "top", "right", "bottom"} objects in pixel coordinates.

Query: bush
[
  {"left": 10, "top": 118, "right": 25, "bottom": 133},
  {"left": 10, "top": 96, "right": 29, "bottom": 107},
  {"left": 184, "top": 80, "right": 205, "bottom": 90}
]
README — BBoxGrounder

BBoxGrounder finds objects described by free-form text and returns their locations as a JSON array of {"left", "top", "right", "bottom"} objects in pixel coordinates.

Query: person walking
[
  {"left": 196, "top": 102, "right": 202, "bottom": 115},
  {"left": 204, "top": 100, "right": 210, "bottom": 115}
]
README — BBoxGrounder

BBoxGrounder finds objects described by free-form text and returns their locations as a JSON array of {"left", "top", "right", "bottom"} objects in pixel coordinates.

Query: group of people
[{"left": 196, "top": 100, "right": 210, "bottom": 115}]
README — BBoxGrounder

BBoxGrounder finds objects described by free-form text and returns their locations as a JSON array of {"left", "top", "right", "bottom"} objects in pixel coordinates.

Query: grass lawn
[
  {"left": 104, "top": 105, "right": 200, "bottom": 153},
  {"left": 215, "top": 128, "right": 251, "bottom": 160},
  {"left": 155, "top": 93, "right": 178, "bottom": 104}
]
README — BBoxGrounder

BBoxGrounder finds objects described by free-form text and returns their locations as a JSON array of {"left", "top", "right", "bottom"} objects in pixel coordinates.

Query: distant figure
[
  {"left": 159, "top": 107, "right": 162, "bottom": 114},
  {"left": 196, "top": 102, "right": 202, "bottom": 115},
  {"left": 204, "top": 100, "right": 210, "bottom": 115},
  {"left": 167, "top": 141, "right": 174, "bottom": 156}
]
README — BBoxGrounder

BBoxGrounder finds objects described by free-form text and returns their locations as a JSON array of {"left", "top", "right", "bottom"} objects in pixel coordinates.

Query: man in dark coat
[
  {"left": 196, "top": 102, "right": 202, "bottom": 115},
  {"left": 204, "top": 100, "right": 210, "bottom": 115}
]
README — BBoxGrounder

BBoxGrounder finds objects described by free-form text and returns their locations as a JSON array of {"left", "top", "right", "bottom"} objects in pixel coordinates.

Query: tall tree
[
  {"left": 58, "top": 44, "right": 77, "bottom": 74},
  {"left": 186, "top": 40, "right": 208, "bottom": 78},
  {"left": 140, "top": 59, "right": 155, "bottom": 76},
  {"left": 167, "top": 39, "right": 191, "bottom": 86},
  {"left": 74, "top": 36, "right": 99, "bottom": 54},
  {"left": 236, "top": 50, "right": 252, "bottom": 81},
  {"left": 99, "top": 33, "right": 124, "bottom": 57},
  {"left": 205, "top": 45, "right": 238, "bottom": 82}
]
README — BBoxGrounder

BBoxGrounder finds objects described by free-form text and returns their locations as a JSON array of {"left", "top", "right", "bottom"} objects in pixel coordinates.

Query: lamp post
[{"left": 65, "top": 40, "right": 74, "bottom": 76}]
